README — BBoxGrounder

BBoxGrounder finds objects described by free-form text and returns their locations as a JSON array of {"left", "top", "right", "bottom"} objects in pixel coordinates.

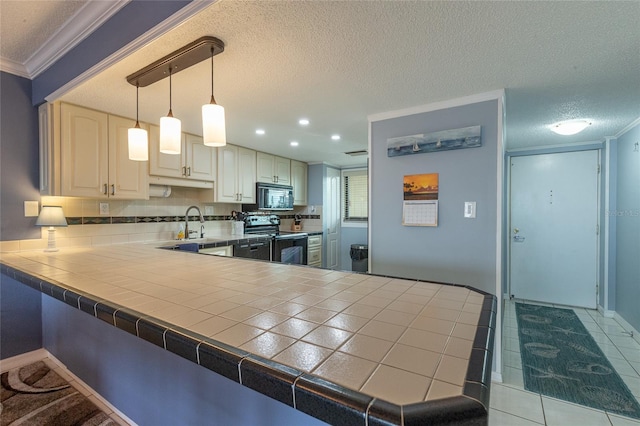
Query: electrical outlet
[
  {"left": 99, "top": 203, "right": 109, "bottom": 215},
  {"left": 24, "top": 201, "right": 39, "bottom": 217},
  {"left": 464, "top": 201, "right": 476, "bottom": 218}
]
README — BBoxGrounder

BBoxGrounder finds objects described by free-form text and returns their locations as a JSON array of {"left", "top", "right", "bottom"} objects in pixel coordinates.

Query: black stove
[{"left": 242, "top": 214, "right": 308, "bottom": 264}]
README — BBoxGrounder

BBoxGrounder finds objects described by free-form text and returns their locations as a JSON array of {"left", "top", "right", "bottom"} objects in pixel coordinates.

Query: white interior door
[
  {"left": 325, "top": 167, "right": 341, "bottom": 270},
  {"left": 510, "top": 150, "right": 599, "bottom": 308}
]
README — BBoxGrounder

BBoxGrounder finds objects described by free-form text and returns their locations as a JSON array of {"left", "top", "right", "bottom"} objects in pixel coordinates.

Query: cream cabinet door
[
  {"left": 237, "top": 147, "right": 256, "bottom": 203},
  {"left": 61, "top": 104, "right": 109, "bottom": 197},
  {"left": 108, "top": 115, "right": 149, "bottom": 199},
  {"left": 256, "top": 152, "right": 275, "bottom": 183},
  {"left": 149, "top": 124, "right": 183, "bottom": 178},
  {"left": 185, "top": 134, "right": 216, "bottom": 181},
  {"left": 291, "top": 159, "right": 308, "bottom": 206},
  {"left": 216, "top": 144, "right": 239, "bottom": 202},
  {"left": 274, "top": 156, "right": 291, "bottom": 185}
]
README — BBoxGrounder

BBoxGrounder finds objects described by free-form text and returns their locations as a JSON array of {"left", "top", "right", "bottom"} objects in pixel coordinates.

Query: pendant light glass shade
[
  {"left": 202, "top": 101, "right": 226, "bottom": 147},
  {"left": 160, "top": 115, "right": 181, "bottom": 154},
  {"left": 128, "top": 83, "right": 149, "bottom": 161},
  {"left": 128, "top": 126, "right": 149, "bottom": 161},
  {"left": 159, "top": 67, "right": 181, "bottom": 154},
  {"left": 202, "top": 48, "right": 226, "bottom": 147}
]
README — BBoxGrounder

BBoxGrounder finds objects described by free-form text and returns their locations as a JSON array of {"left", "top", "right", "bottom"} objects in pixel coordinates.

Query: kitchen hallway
[{"left": 490, "top": 300, "right": 640, "bottom": 425}]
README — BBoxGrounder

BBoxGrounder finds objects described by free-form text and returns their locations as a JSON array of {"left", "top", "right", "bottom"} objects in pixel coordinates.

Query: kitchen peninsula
[{"left": 0, "top": 242, "right": 495, "bottom": 426}]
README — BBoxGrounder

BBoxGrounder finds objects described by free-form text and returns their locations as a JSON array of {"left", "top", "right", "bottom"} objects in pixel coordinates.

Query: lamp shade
[
  {"left": 202, "top": 103, "right": 226, "bottom": 147},
  {"left": 550, "top": 120, "right": 591, "bottom": 136},
  {"left": 159, "top": 115, "right": 181, "bottom": 154},
  {"left": 128, "top": 126, "right": 149, "bottom": 161},
  {"left": 36, "top": 206, "right": 67, "bottom": 227}
]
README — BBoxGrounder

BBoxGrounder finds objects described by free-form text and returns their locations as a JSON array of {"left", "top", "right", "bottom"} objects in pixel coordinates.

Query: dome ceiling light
[{"left": 550, "top": 119, "right": 592, "bottom": 136}]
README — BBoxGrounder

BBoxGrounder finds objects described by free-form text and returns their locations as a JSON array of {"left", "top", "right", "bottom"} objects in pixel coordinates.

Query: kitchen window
[{"left": 342, "top": 168, "right": 368, "bottom": 225}]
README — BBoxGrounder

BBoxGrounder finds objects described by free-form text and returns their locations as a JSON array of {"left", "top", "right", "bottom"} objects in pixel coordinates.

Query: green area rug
[
  {"left": 516, "top": 303, "right": 640, "bottom": 420},
  {"left": 1, "top": 360, "right": 118, "bottom": 426}
]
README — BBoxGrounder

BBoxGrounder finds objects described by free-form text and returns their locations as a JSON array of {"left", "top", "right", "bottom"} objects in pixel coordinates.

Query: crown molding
[
  {"left": 368, "top": 89, "right": 505, "bottom": 123},
  {"left": 615, "top": 116, "right": 640, "bottom": 138},
  {"left": 0, "top": 57, "right": 30, "bottom": 78},
  {"left": 46, "top": 0, "right": 216, "bottom": 102},
  {"left": 25, "top": 0, "right": 130, "bottom": 78}
]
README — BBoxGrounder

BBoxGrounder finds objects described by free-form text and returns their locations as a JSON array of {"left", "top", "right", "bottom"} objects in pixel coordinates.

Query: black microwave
[{"left": 255, "top": 183, "right": 294, "bottom": 211}]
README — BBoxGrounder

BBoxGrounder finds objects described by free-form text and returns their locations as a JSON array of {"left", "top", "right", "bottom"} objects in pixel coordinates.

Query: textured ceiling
[
  {"left": 0, "top": 1, "right": 86, "bottom": 64},
  {"left": 3, "top": 1, "right": 640, "bottom": 167}
]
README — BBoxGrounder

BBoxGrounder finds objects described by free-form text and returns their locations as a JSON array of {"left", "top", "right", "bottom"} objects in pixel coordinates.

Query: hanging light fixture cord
[
  {"left": 135, "top": 83, "right": 141, "bottom": 129},
  {"left": 210, "top": 48, "right": 216, "bottom": 104},
  {"left": 168, "top": 67, "right": 174, "bottom": 117}
]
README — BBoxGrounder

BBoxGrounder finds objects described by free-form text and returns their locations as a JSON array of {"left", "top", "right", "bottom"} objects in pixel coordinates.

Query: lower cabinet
[
  {"left": 199, "top": 246, "right": 233, "bottom": 257},
  {"left": 307, "top": 235, "right": 323, "bottom": 268}
]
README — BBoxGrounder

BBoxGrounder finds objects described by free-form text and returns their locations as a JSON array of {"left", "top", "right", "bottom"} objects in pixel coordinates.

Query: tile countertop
[{"left": 0, "top": 244, "right": 496, "bottom": 426}]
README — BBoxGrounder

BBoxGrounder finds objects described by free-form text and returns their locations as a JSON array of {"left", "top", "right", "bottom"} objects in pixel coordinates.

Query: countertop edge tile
[
  {"left": 367, "top": 398, "right": 403, "bottom": 426},
  {"left": 403, "top": 396, "right": 487, "bottom": 426},
  {"left": 295, "top": 374, "right": 371, "bottom": 426},
  {"left": 240, "top": 355, "right": 302, "bottom": 407}
]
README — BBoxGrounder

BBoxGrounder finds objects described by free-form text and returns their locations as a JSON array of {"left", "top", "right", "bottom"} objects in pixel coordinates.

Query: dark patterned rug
[
  {"left": 1, "top": 360, "right": 118, "bottom": 426},
  {"left": 516, "top": 303, "right": 640, "bottom": 420}
]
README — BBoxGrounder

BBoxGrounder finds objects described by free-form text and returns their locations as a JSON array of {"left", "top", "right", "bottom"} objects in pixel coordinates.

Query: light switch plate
[
  {"left": 464, "top": 201, "right": 476, "bottom": 218},
  {"left": 99, "top": 203, "right": 109, "bottom": 215},
  {"left": 24, "top": 201, "right": 39, "bottom": 217}
]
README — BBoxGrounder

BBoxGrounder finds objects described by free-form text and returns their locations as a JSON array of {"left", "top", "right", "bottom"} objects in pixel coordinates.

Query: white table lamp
[{"left": 36, "top": 206, "right": 68, "bottom": 252}]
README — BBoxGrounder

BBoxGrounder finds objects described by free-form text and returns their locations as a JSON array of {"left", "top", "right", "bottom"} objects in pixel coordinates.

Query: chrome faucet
[{"left": 184, "top": 205, "right": 204, "bottom": 240}]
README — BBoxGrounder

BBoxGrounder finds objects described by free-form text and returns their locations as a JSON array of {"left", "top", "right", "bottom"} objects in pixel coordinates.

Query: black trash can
[{"left": 350, "top": 244, "right": 368, "bottom": 272}]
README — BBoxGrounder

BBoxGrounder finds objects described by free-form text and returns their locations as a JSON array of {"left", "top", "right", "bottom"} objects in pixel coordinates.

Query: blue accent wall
[
  {"left": 340, "top": 226, "right": 368, "bottom": 272},
  {"left": 32, "top": 0, "right": 193, "bottom": 104},
  {"left": 307, "top": 164, "right": 324, "bottom": 206},
  {"left": 0, "top": 274, "right": 42, "bottom": 359},
  {"left": 41, "top": 296, "right": 325, "bottom": 426},
  {"left": 370, "top": 100, "right": 499, "bottom": 294},
  {"left": 0, "top": 72, "right": 40, "bottom": 241},
  {"left": 614, "top": 123, "right": 640, "bottom": 331}
]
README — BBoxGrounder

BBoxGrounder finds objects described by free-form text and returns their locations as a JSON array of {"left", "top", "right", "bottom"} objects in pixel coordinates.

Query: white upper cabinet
[
  {"left": 256, "top": 152, "right": 290, "bottom": 185},
  {"left": 149, "top": 126, "right": 216, "bottom": 183},
  {"left": 59, "top": 103, "right": 148, "bottom": 199},
  {"left": 291, "top": 159, "right": 308, "bottom": 206},
  {"left": 216, "top": 144, "right": 256, "bottom": 203}
]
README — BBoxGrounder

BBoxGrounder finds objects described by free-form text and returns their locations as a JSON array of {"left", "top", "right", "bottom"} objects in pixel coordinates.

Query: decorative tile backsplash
[{"left": 0, "top": 187, "right": 323, "bottom": 252}]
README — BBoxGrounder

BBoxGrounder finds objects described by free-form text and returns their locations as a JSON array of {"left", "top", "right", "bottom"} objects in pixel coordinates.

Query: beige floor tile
[
  {"left": 428, "top": 298, "right": 465, "bottom": 311},
  {"left": 488, "top": 408, "right": 544, "bottom": 425},
  {"left": 452, "top": 322, "right": 477, "bottom": 340},
  {"left": 342, "top": 303, "right": 383, "bottom": 319},
  {"left": 170, "top": 310, "right": 213, "bottom": 328},
  {"left": 541, "top": 396, "right": 613, "bottom": 426},
  {"left": 199, "top": 299, "right": 241, "bottom": 315},
  {"left": 302, "top": 325, "right": 353, "bottom": 350},
  {"left": 360, "top": 365, "right": 430, "bottom": 405},
  {"left": 240, "top": 331, "right": 296, "bottom": 358},
  {"left": 219, "top": 305, "right": 262, "bottom": 321},
  {"left": 269, "top": 301, "right": 308, "bottom": 316},
  {"left": 421, "top": 306, "right": 461, "bottom": 322},
  {"left": 457, "top": 311, "right": 480, "bottom": 325},
  {"left": 314, "top": 298, "right": 353, "bottom": 311},
  {"left": 382, "top": 343, "right": 441, "bottom": 377},
  {"left": 358, "top": 295, "right": 393, "bottom": 308},
  {"left": 338, "top": 334, "right": 394, "bottom": 363},
  {"left": 385, "top": 300, "right": 424, "bottom": 315},
  {"left": 313, "top": 351, "right": 377, "bottom": 390},
  {"left": 489, "top": 383, "right": 544, "bottom": 424},
  {"left": 272, "top": 341, "right": 333, "bottom": 372}
]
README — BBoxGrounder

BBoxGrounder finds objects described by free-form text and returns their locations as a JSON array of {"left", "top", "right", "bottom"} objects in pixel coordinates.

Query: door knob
[{"left": 513, "top": 228, "right": 519, "bottom": 234}]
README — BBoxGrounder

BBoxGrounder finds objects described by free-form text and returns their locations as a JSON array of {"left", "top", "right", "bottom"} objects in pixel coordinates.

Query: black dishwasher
[{"left": 233, "top": 240, "right": 270, "bottom": 261}]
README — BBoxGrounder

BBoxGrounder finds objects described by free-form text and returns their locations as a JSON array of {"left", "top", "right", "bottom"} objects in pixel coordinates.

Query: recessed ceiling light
[
  {"left": 298, "top": 119, "right": 309, "bottom": 126},
  {"left": 550, "top": 120, "right": 592, "bottom": 136},
  {"left": 290, "top": 141, "right": 299, "bottom": 147},
  {"left": 331, "top": 134, "right": 341, "bottom": 141},
  {"left": 255, "top": 129, "right": 265, "bottom": 135}
]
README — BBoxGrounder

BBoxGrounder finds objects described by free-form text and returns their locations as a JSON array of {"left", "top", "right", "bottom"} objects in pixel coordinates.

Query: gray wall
[
  {"left": 370, "top": 100, "right": 499, "bottom": 295},
  {"left": 614, "top": 123, "right": 640, "bottom": 331},
  {"left": 42, "top": 295, "right": 324, "bottom": 426},
  {"left": 0, "top": 72, "right": 41, "bottom": 241},
  {"left": 0, "top": 274, "right": 42, "bottom": 359},
  {"left": 340, "top": 226, "right": 368, "bottom": 272}
]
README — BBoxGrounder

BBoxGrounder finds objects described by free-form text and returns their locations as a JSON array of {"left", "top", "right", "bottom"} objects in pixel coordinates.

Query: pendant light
[
  {"left": 128, "top": 83, "right": 149, "bottom": 161},
  {"left": 202, "top": 47, "right": 226, "bottom": 147},
  {"left": 159, "top": 67, "right": 181, "bottom": 154}
]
